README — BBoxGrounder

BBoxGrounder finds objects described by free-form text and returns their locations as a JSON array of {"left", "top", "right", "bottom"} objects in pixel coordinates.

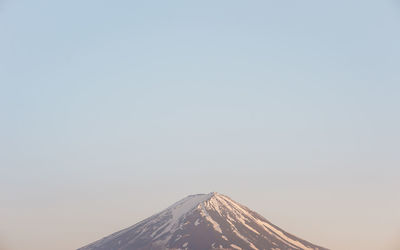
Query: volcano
[{"left": 79, "top": 192, "right": 327, "bottom": 250}]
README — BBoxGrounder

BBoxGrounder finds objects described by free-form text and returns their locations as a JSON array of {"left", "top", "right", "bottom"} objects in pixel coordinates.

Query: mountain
[{"left": 78, "top": 192, "right": 327, "bottom": 250}]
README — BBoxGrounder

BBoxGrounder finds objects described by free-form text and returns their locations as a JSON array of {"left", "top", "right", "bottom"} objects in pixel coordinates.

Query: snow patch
[
  {"left": 199, "top": 202, "right": 223, "bottom": 233},
  {"left": 230, "top": 244, "right": 241, "bottom": 250}
]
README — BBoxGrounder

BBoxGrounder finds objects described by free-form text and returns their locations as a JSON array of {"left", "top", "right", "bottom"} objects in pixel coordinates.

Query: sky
[{"left": 0, "top": 0, "right": 399, "bottom": 249}]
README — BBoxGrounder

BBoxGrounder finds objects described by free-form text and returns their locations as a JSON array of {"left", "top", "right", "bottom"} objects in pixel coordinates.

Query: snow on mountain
[{"left": 78, "top": 192, "right": 327, "bottom": 250}]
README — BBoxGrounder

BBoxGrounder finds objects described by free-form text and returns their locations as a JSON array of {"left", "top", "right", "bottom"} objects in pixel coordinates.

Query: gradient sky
[{"left": 1, "top": 1, "right": 400, "bottom": 250}]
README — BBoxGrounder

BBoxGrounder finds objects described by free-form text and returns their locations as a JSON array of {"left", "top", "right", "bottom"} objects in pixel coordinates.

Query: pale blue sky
[{"left": 1, "top": 1, "right": 400, "bottom": 250}]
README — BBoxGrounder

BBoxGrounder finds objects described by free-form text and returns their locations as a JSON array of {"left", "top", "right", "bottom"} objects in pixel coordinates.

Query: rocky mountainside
[{"left": 79, "top": 192, "right": 327, "bottom": 250}]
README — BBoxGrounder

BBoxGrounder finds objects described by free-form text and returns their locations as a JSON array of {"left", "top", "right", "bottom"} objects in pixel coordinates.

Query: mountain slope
[{"left": 79, "top": 192, "right": 327, "bottom": 250}]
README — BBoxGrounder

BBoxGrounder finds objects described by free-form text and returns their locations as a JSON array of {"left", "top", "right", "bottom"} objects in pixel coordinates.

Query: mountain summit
[{"left": 79, "top": 192, "right": 327, "bottom": 250}]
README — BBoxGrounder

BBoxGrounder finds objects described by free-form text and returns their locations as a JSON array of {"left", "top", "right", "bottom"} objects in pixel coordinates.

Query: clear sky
[{"left": 1, "top": 1, "right": 399, "bottom": 250}]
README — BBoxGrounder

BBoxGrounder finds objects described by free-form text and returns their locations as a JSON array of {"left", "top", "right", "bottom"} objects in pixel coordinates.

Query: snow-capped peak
[{"left": 79, "top": 192, "right": 327, "bottom": 250}]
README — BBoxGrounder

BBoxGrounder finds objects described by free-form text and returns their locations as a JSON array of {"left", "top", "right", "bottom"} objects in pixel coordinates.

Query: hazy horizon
[{"left": 1, "top": 1, "right": 399, "bottom": 250}]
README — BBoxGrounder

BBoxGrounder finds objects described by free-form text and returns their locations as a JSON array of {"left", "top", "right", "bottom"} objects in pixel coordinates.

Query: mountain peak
[{"left": 79, "top": 192, "right": 327, "bottom": 250}]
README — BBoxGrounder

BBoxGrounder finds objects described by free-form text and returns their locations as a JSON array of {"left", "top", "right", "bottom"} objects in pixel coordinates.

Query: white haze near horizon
[{"left": 0, "top": 1, "right": 399, "bottom": 250}]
